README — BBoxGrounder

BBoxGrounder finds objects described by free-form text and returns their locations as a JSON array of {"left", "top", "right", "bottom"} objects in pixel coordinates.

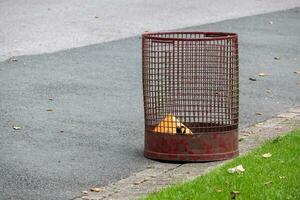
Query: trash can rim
[{"left": 142, "top": 31, "right": 237, "bottom": 41}]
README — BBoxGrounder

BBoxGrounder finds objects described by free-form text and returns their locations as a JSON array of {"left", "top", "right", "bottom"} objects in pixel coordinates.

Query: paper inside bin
[{"left": 153, "top": 114, "right": 192, "bottom": 135}]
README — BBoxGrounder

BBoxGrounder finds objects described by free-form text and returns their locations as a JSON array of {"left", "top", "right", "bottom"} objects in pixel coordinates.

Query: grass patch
[{"left": 144, "top": 129, "right": 300, "bottom": 200}]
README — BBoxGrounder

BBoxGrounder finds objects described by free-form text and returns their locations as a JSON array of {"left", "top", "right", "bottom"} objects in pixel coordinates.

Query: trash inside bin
[{"left": 142, "top": 32, "right": 239, "bottom": 162}]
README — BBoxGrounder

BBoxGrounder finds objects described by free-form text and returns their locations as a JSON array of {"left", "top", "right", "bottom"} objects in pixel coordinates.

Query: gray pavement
[
  {"left": 0, "top": 8, "right": 300, "bottom": 200},
  {"left": 1, "top": 0, "right": 300, "bottom": 61}
]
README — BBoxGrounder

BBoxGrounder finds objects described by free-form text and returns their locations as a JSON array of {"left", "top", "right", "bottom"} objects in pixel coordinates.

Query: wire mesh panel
[{"left": 142, "top": 32, "right": 239, "bottom": 161}]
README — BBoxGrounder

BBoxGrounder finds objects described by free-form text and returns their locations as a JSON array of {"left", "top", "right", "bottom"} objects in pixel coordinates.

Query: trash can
[{"left": 142, "top": 32, "right": 239, "bottom": 162}]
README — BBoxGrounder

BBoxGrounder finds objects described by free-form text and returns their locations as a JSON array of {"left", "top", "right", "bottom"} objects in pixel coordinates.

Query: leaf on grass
[
  {"left": 257, "top": 73, "right": 270, "bottom": 77},
  {"left": 255, "top": 112, "right": 263, "bottom": 116},
  {"left": 262, "top": 153, "right": 272, "bottom": 158},
  {"left": 264, "top": 181, "right": 272, "bottom": 185},
  {"left": 90, "top": 187, "right": 101, "bottom": 192},
  {"left": 230, "top": 191, "right": 240, "bottom": 199},
  {"left": 214, "top": 188, "right": 223, "bottom": 193},
  {"left": 12, "top": 125, "right": 21, "bottom": 130},
  {"left": 279, "top": 176, "right": 287, "bottom": 179},
  {"left": 228, "top": 165, "right": 245, "bottom": 174},
  {"left": 249, "top": 77, "right": 257, "bottom": 81},
  {"left": 294, "top": 71, "right": 300, "bottom": 74},
  {"left": 46, "top": 108, "right": 53, "bottom": 112}
]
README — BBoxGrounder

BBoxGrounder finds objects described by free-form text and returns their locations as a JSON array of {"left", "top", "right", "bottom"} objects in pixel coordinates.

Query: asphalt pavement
[
  {"left": 0, "top": 8, "right": 299, "bottom": 200},
  {"left": 1, "top": 0, "right": 300, "bottom": 61}
]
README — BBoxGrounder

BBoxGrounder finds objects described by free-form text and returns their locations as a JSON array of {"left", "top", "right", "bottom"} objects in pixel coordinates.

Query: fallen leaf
[
  {"left": 264, "top": 181, "right": 272, "bottom": 185},
  {"left": 12, "top": 125, "right": 21, "bottom": 130},
  {"left": 90, "top": 187, "right": 101, "bottom": 192},
  {"left": 257, "top": 73, "right": 270, "bottom": 77},
  {"left": 249, "top": 77, "right": 257, "bottom": 81},
  {"left": 255, "top": 112, "right": 263, "bottom": 115},
  {"left": 82, "top": 190, "right": 88, "bottom": 195},
  {"left": 279, "top": 176, "right": 287, "bottom": 179},
  {"left": 269, "top": 21, "right": 273, "bottom": 25},
  {"left": 8, "top": 57, "right": 18, "bottom": 63},
  {"left": 262, "top": 153, "right": 272, "bottom": 158},
  {"left": 48, "top": 97, "right": 54, "bottom": 101},
  {"left": 266, "top": 89, "right": 272, "bottom": 94},
  {"left": 214, "top": 188, "right": 223, "bottom": 193},
  {"left": 228, "top": 165, "right": 245, "bottom": 174},
  {"left": 230, "top": 191, "right": 240, "bottom": 199},
  {"left": 274, "top": 56, "right": 280, "bottom": 60},
  {"left": 294, "top": 71, "right": 300, "bottom": 74},
  {"left": 239, "top": 138, "right": 244, "bottom": 142},
  {"left": 46, "top": 108, "right": 53, "bottom": 112}
]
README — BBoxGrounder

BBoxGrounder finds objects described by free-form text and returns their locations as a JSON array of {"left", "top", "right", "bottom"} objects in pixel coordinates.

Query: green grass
[{"left": 144, "top": 129, "right": 300, "bottom": 200}]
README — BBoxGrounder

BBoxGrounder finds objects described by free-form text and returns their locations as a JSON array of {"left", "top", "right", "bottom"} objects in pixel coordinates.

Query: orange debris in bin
[{"left": 153, "top": 114, "right": 192, "bottom": 135}]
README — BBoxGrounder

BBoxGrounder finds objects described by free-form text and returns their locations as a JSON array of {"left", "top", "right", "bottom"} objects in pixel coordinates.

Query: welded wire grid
[{"left": 142, "top": 32, "right": 239, "bottom": 133}]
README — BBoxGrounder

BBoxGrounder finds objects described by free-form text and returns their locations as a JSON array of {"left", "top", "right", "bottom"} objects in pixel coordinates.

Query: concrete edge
[{"left": 76, "top": 106, "right": 300, "bottom": 200}]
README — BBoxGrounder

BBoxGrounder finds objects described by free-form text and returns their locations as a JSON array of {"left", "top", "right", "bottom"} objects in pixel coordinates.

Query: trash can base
[
  {"left": 144, "top": 129, "right": 239, "bottom": 162},
  {"left": 144, "top": 149, "right": 239, "bottom": 162}
]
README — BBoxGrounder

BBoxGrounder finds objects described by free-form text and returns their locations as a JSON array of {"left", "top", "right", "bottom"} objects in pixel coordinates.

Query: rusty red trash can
[{"left": 142, "top": 32, "right": 239, "bottom": 162}]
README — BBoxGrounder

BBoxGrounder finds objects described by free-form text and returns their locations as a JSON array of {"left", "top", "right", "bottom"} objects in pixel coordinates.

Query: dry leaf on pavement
[
  {"left": 249, "top": 77, "right": 257, "bottom": 81},
  {"left": 12, "top": 125, "right": 21, "bottom": 130},
  {"left": 82, "top": 191, "right": 88, "bottom": 194},
  {"left": 274, "top": 56, "right": 280, "bottom": 60},
  {"left": 255, "top": 112, "right": 263, "bottom": 115},
  {"left": 294, "top": 71, "right": 300, "bottom": 74},
  {"left": 90, "top": 187, "right": 101, "bottom": 192},
  {"left": 46, "top": 108, "right": 53, "bottom": 111},
  {"left": 257, "top": 73, "right": 270, "bottom": 77},
  {"left": 8, "top": 57, "right": 18, "bottom": 63}
]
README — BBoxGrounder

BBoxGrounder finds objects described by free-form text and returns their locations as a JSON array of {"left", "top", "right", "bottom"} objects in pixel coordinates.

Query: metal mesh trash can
[{"left": 142, "top": 32, "right": 239, "bottom": 162}]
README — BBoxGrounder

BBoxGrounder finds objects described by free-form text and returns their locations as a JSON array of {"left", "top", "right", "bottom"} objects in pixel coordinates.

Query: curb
[{"left": 76, "top": 106, "right": 300, "bottom": 200}]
